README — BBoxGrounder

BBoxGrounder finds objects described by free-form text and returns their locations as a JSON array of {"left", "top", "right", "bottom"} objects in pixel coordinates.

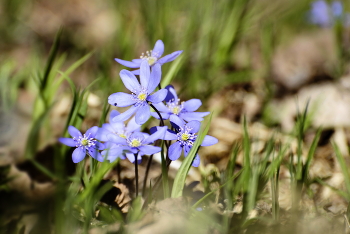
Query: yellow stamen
[
  {"left": 138, "top": 93, "right": 147, "bottom": 101},
  {"left": 81, "top": 139, "right": 89, "bottom": 146},
  {"left": 181, "top": 133, "right": 190, "bottom": 141},
  {"left": 131, "top": 139, "right": 141, "bottom": 147}
]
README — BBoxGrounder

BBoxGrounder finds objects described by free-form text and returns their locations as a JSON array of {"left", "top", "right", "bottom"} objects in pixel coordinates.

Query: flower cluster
[
  {"left": 60, "top": 40, "right": 218, "bottom": 167},
  {"left": 309, "top": 0, "right": 350, "bottom": 27}
]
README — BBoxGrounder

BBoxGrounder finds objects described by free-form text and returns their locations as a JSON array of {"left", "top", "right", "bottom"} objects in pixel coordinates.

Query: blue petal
[
  {"left": 169, "top": 115, "right": 185, "bottom": 130},
  {"left": 95, "top": 126, "right": 111, "bottom": 141},
  {"left": 86, "top": 126, "right": 99, "bottom": 138},
  {"left": 179, "top": 112, "right": 209, "bottom": 122},
  {"left": 184, "top": 145, "right": 191, "bottom": 156},
  {"left": 72, "top": 147, "right": 86, "bottom": 163},
  {"left": 164, "top": 85, "right": 176, "bottom": 102},
  {"left": 184, "top": 99, "right": 202, "bottom": 111},
  {"left": 201, "top": 135, "right": 218, "bottom": 146},
  {"left": 108, "top": 92, "right": 135, "bottom": 107},
  {"left": 119, "top": 69, "right": 141, "bottom": 92},
  {"left": 135, "top": 105, "right": 151, "bottom": 124},
  {"left": 129, "top": 132, "right": 146, "bottom": 142},
  {"left": 144, "top": 126, "right": 167, "bottom": 144},
  {"left": 192, "top": 155, "right": 200, "bottom": 167},
  {"left": 131, "top": 69, "right": 140, "bottom": 75},
  {"left": 87, "top": 147, "right": 102, "bottom": 161},
  {"left": 110, "top": 121, "right": 125, "bottom": 133},
  {"left": 152, "top": 40, "right": 164, "bottom": 58},
  {"left": 139, "top": 145, "right": 161, "bottom": 155},
  {"left": 150, "top": 111, "right": 170, "bottom": 120},
  {"left": 132, "top": 59, "right": 142, "bottom": 64},
  {"left": 168, "top": 142, "right": 182, "bottom": 161},
  {"left": 126, "top": 153, "right": 142, "bottom": 164},
  {"left": 68, "top": 126, "right": 82, "bottom": 138},
  {"left": 96, "top": 142, "right": 105, "bottom": 150},
  {"left": 107, "top": 134, "right": 127, "bottom": 145},
  {"left": 147, "top": 63, "right": 161, "bottom": 93},
  {"left": 59, "top": 137, "right": 76, "bottom": 147},
  {"left": 109, "top": 110, "right": 120, "bottom": 121},
  {"left": 168, "top": 87, "right": 178, "bottom": 103},
  {"left": 140, "top": 61, "right": 150, "bottom": 88},
  {"left": 126, "top": 116, "right": 141, "bottom": 133},
  {"left": 115, "top": 58, "right": 140, "bottom": 68},
  {"left": 157, "top": 50, "right": 183, "bottom": 65},
  {"left": 152, "top": 102, "right": 171, "bottom": 113},
  {"left": 113, "top": 106, "right": 138, "bottom": 122},
  {"left": 147, "top": 89, "right": 167, "bottom": 103},
  {"left": 186, "top": 121, "right": 201, "bottom": 134}
]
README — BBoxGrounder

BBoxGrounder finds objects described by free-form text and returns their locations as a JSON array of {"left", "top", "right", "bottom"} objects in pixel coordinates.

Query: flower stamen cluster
[
  {"left": 167, "top": 98, "right": 184, "bottom": 115},
  {"left": 176, "top": 126, "right": 196, "bottom": 147},
  {"left": 140, "top": 50, "right": 159, "bottom": 66},
  {"left": 74, "top": 133, "right": 96, "bottom": 148}
]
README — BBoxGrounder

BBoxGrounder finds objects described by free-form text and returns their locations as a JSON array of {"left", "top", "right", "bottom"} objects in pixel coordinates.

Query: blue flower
[
  {"left": 309, "top": 0, "right": 347, "bottom": 27},
  {"left": 59, "top": 126, "right": 104, "bottom": 163},
  {"left": 151, "top": 85, "right": 209, "bottom": 122},
  {"left": 115, "top": 40, "right": 183, "bottom": 75},
  {"left": 103, "top": 126, "right": 168, "bottom": 163},
  {"left": 158, "top": 115, "right": 218, "bottom": 167},
  {"left": 95, "top": 110, "right": 142, "bottom": 161},
  {"left": 108, "top": 61, "right": 168, "bottom": 125}
]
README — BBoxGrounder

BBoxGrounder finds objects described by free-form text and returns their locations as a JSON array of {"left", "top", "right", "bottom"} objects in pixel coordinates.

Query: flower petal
[
  {"left": 72, "top": 147, "right": 86, "bottom": 163},
  {"left": 152, "top": 40, "right": 164, "bottom": 58},
  {"left": 132, "top": 59, "right": 142, "bottom": 64},
  {"left": 108, "top": 92, "right": 135, "bottom": 107},
  {"left": 86, "top": 126, "right": 99, "bottom": 138},
  {"left": 119, "top": 69, "right": 141, "bottom": 92},
  {"left": 186, "top": 121, "right": 201, "bottom": 134},
  {"left": 59, "top": 137, "right": 76, "bottom": 147},
  {"left": 157, "top": 50, "right": 183, "bottom": 65},
  {"left": 135, "top": 105, "right": 151, "bottom": 124},
  {"left": 150, "top": 111, "right": 170, "bottom": 120},
  {"left": 152, "top": 102, "right": 171, "bottom": 113},
  {"left": 87, "top": 147, "right": 101, "bottom": 161},
  {"left": 164, "top": 85, "right": 176, "bottom": 102},
  {"left": 144, "top": 126, "right": 167, "bottom": 144},
  {"left": 169, "top": 115, "right": 185, "bottom": 130},
  {"left": 140, "top": 61, "right": 150, "bottom": 88},
  {"left": 68, "top": 126, "right": 82, "bottom": 138},
  {"left": 113, "top": 106, "right": 138, "bottom": 122},
  {"left": 147, "top": 89, "right": 167, "bottom": 103},
  {"left": 95, "top": 127, "right": 111, "bottom": 141},
  {"left": 131, "top": 69, "right": 140, "bottom": 75},
  {"left": 126, "top": 153, "right": 142, "bottom": 164},
  {"left": 126, "top": 116, "right": 141, "bottom": 133},
  {"left": 192, "top": 155, "right": 200, "bottom": 167},
  {"left": 115, "top": 58, "right": 140, "bottom": 68},
  {"left": 168, "top": 142, "right": 182, "bottom": 161},
  {"left": 184, "top": 145, "right": 192, "bottom": 156},
  {"left": 107, "top": 134, "right": 127, "bottom": 145},
  {"left": 139, "top": 145, "right": 161, "bottom": 155},
  {"left": 179, "top": 112, "right": 210, "bottom": 122},
  {"left": 201, "top": 135, "right": 218, "bottom": 146},
  {"left": 147, "top": 63, "right": 161, "bottom": 93},
  {"left": 109, "top": 110, "right": 120, "bottom": 121},
  {"left": 184, "top": 99, "right": 202, "bottom": 111}
]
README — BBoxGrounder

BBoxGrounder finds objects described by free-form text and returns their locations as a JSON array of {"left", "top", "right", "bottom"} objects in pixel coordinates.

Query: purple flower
[
  {"left": 108, "top": 61, "right": 168, "bottom": 125},
  {"left": 115, "top": 40, "right": 183, "bottom": 75},
  {"left": 95, "top": 110, "right": 141, "bottom": 142},
  {"left": 159, "top": 115, "right": 218, "bottom": 167},
  {"left": 151, "top": 85, "right": 209, "bottom": 122},
  {"left": 95, "top": 110, "right": 142, "bottom": 162},
  {"left": 59, "top": 126, "right": 104, "bottom": 163},
  {"left": 104, "top": 126, "right": 168, "bottom": 163},
  {"left": 310, "top": 0, "right": 332, "bottom": 27}
]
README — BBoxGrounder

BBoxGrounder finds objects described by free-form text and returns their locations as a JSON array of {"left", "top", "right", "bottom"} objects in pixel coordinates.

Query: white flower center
[
  {"left": 176, "top": 126, "right": 196, "bottom": 147},
  {"left": 167, "top": 99, "right": 184, "bottom": 115},
  {"left": 140, "top": 50, "right": 158, "bottom": 66},
  {"left": 74, "top": 134, "right": 96, "bottom": 148}
]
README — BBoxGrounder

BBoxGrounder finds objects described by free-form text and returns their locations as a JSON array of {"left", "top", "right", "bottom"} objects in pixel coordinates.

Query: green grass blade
[
  {"left": 161, "top": 55, "right": 183, "bottom": 88},
  {"left": 171, "top": 114, "right": 213, "bottom": 198}
]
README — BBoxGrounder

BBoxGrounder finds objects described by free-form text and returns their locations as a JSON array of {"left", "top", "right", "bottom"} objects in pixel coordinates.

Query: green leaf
[{"left": 171, "top": 113, "right": 213, "bottom": 198}]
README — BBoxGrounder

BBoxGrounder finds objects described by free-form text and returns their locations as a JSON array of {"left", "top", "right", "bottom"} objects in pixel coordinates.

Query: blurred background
[{"left": 1, "top": 0, "right": 350, "bottom": 233}]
